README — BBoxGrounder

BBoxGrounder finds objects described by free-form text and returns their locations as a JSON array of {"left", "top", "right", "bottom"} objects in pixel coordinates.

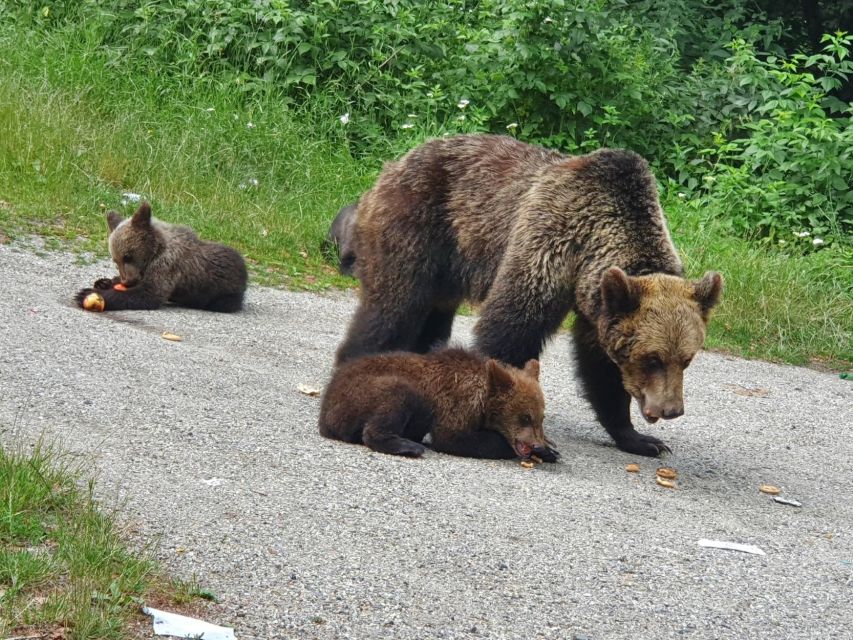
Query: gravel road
[{"left": 1, "top": 242, "right": 851, "bottom": 640}]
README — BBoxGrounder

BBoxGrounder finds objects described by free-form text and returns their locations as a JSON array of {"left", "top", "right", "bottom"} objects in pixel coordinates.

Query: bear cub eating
[
  {"left": 319, "top": 348, "right": 559, "bottom": 462},
  {"left": 76, "top": 201, "right": 248, "bottom": 312}
]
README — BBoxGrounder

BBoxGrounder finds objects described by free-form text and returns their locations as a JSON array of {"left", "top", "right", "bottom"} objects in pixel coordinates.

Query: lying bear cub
[
  {"left": 319, "top": 348, "right": 559, "bottom": 461},
  {"left": 76, "top": 201, "right": 247, "bottom": 312}
]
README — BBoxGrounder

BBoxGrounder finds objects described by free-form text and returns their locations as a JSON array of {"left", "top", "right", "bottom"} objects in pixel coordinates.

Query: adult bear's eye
[
  {"left": 644, "top": 356, "right": 663, "bottom": 371},
  {"left": 520, "top": 413, "right": 533, "bottom": 426},
  {"left": 123, "top": 254, "right": 132, "bottom": 263}
]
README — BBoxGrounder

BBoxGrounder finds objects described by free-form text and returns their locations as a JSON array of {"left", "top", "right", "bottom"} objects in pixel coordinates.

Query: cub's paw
[
  {"left": 615, "top": 431, "right": 671, "bottom": 457},
  {"left": 76, "top": 288, "right": 105, "bottom": 312},
  {"left": 93, "top": 278, "right": 116, "bottom": 290},
  {"left": 532, "top": 444, "right": 560, "bottom": 463}
]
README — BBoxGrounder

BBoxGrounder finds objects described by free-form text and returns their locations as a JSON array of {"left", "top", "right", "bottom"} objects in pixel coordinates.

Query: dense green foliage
[{"left": 4, "top": 0, "right": 851, "bottom": 247}]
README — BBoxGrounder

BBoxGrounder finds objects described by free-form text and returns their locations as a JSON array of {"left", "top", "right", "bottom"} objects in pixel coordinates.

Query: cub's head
[
  {"left": 485, "top": 359, "right": 556, "bottom": 460},
  {"left": 598, "top": 267, "right": 723, "bottom": 423},
  {"left": 105, "top": 202, "right": 164, "bottom": 287}
]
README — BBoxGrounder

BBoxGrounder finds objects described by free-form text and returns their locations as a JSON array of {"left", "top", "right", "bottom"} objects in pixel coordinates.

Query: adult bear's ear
[
  {"left": 522, "top": 359, "right": 540, "bottom": 381},
  {"left": 131, "top": 201, "right": 152, "bottom": 227},
  {"left": 106, "top": 211, "right": 124, "bottom": 232},
  {"left": 487, "top": 359, "right": 515, "bottom": 395},
  {"left": 693, "top": 271, "right": 723, "bottom": 317},
  {"left": 600, "top": 267, "right": 640, "bottom": 317}
]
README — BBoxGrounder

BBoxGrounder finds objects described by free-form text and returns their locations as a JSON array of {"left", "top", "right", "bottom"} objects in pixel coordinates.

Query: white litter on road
[
  {"left": 697, "top": 539, "right": 766, "bottom": 556},
  {"left": 143, "top": 606, "right": 236, "bottom": 640},
  {"left": 773, "top": 496, "right": 803, "bottom": 507}
]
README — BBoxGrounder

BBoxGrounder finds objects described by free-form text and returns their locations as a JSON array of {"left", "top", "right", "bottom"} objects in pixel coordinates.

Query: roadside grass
[
  {"left": 0, "top": 23, "right": 849, "bottom": 369},
  {"left": 0, "top": 440, "right": 210, "bottom": 639}
]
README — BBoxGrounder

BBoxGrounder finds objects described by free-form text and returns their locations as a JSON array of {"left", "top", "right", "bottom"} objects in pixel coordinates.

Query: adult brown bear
[{"left": 336, "top": 135, "right": 722, "bottom": 456}]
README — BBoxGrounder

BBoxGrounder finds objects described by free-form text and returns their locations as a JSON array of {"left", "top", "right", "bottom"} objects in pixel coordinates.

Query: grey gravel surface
[{"left": 1, "top": 242, "right": 851, "bottom": 640}]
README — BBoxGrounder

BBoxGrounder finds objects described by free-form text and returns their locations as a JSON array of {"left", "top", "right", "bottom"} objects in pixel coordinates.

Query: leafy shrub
[{"left": 690, "top": 34, "right": 853, "bottom": 247}]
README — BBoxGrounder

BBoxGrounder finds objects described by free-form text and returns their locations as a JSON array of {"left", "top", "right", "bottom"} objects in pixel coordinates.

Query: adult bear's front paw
[{"left": 614, "top": 431, "right": 671, "bottom": 457}]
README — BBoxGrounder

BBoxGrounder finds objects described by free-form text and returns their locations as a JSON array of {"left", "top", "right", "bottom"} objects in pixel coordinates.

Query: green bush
[{"left": 689, "top": 34, "right": 853, "bottom": 248}]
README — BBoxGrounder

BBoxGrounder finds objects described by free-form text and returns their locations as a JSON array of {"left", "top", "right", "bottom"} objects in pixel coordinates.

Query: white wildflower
[
  {"left": 247, "top": 121, "right": 255, "bottom": 129},
  {"left": 778, "top": 239, "right": 786, "bottom": 245},
  {"left": 457, "top": 99, "right": 470, "bottom": 109},
  {"left": 677, "top": 192, "right": 686, "bottom": 199},
  {"left": 812, "top": 237, "right": 824, "bottom": 246},
  {"left": 339, "top": 113, "right": 350, "bottom": 125},
  {"left": 407, "top": 113, "right": 417, "bottom": 118},
  {"left": 120, "top": 192, "right": 142, "bottom": 205},
  {"left": 401, "top": 122, "right": 415, "bottom": 129},
  {"left": 456, "top": 114, "right": 466, "bottom": 121},
  {"left": 205, "top": 107, "right": 215, "bottom": 112},
  {"left": 544, "top": 16, "right": 554, "bottom": 24},
  {"left": 506, "top": 122, "right": 518, "bottom": 130},
  {"left": 794, "top": 230, "right": 810, "bottom": 238}
]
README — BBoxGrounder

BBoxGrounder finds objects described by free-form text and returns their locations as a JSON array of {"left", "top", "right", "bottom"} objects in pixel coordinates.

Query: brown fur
[
  {"left": 75, "top": 202, "right": 248, "bottom": 312},
  {"left": 335, "top": 134, "right": 723, "bottom": 456},
  {"left": 319, "top": 348, "right": 558, "bottom": 461}
]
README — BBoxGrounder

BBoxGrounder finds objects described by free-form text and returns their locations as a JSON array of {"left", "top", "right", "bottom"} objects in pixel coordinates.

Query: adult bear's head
[{"left": 597, "top": 267, "right": 723, "bottom": 423}]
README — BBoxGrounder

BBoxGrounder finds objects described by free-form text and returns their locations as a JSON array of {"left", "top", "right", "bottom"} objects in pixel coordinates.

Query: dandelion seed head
[{"left": 339, "top": 113, "right": 350, "bottom": 125}]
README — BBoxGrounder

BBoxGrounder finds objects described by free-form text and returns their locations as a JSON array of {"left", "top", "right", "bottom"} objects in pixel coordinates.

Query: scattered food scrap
[
  {"left": 656, "top": 467, "right": 677, "bottom": 480},
  {"left": 656, "top": 475, "right": 676, "bottom": 489},
  {"left": 520, "top": 460, "right": 535, "bottom": 469},
  {"left": 723, "top": 383, "right": 770, "bottom": 397},
  {"left": 82, "top": 292, "right": 105, "bottom": 312},
  {"left": 697, "top": 539, "right": 766, "bottom": 556},
  {"left": 759, "top": 484, "right": 781, "bottom": 495},
  {"left": 625, "top": 463, "right": 640, "bottom": 473},
  {"left": 161, "top": 332, "right": 182, "bottom": 342},
  {"left": 297, "top": 384, "right": 321, "bottom": 397}
]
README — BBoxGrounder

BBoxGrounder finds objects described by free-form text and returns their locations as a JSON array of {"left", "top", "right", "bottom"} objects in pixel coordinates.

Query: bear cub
[
  {"left": 319, "top": 348, "right": 559, "bottom": 461},
  {"left": 76, "top": 202, "right": 248, "bottom": 312},
  {"left": 321, "top": 203, "right": 357, "bottom": 276}
]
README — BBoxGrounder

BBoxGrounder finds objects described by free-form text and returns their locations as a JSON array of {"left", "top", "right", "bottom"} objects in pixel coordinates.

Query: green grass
[
  {"left": 0, "top": 441, "right": 207, "bottom": 639},
  {"left": 0, "top": 21, "right": 850, "bottom": 369}
]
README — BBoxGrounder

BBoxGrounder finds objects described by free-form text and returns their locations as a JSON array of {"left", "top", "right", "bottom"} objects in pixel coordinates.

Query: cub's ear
[
  {"left": 486, "top": 359, "right": 515, "bottom": 395},
  {"left": 693, "top": 271, "right": 723, "bottom": 316},
  {"left": 522, "top": 359, "right": 540, "bottom": 381},
  {"left": 106, "top": 211, "right": 124, "bottom": 232},
  {"left": 131, "top": 201, "right": 152, "bottom": 227},
  {"left": 600, "top": 267, "right": 640, "bottom": 317}
]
